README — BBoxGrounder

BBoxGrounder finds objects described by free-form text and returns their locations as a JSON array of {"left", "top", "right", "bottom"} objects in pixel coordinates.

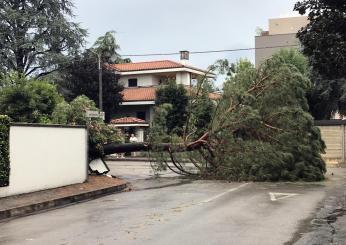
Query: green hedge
[{"left": 0, "top": 115, "right": 10, "bottom": 187}]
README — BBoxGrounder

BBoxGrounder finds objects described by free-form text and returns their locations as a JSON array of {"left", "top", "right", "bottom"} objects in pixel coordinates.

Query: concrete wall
[
  {"left": 315, "top": 121, "right": 346, "bottom": 166},
  {"left": 255, "top": 33, "right": 299, "bottom": 67},
  {"left": 0, "top": 124, "right": 88, "bottom": 197}
]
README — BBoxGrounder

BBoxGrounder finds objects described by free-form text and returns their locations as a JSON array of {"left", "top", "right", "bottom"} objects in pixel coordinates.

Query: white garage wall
[{"left": 0, "top": 124, "right": 88, "bottom": 198}]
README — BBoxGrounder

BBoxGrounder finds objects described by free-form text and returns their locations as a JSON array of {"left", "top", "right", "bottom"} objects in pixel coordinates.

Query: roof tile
[
  {"left": 109, "top": 60, "right": 184, "bottom": 72},
  {"left": 122, "top": 86, "right": 221, "bottom": 102},
  {"left": 122, "top": 87, "right": 156, "bottom": 101}
]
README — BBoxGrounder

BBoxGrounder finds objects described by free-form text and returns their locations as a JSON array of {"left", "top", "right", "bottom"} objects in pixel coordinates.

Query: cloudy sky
[{"left": 73, "top": 0, "right": 300, "bottom": 70}]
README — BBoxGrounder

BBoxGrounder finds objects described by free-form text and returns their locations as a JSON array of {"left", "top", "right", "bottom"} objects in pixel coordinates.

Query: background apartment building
[{"left": 255, "top": 16, "right": 308, "bottom": 67}]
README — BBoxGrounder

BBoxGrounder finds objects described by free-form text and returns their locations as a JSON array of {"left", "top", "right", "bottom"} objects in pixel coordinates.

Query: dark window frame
[
  {"left": 128, "top": 78, "right": 138, "bottom": 87},
  {"left": 136, "top": 111, "right": 146, "bottom": 120}
]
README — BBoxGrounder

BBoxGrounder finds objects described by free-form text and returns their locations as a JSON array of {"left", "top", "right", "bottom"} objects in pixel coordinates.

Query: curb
[
  {"left": 105, "top": 157, "right": 151, "bottom": 162},
  {"left": 0, "top": 182, "right": 128, "bottom": 221}
]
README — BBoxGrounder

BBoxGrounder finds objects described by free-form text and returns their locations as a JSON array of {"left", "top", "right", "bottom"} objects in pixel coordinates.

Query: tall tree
[
  {"left": 0, "top": 0, "right": 86, "bottom": 77},
  {"left": 57, "top": 31, "right": 129, "bottom": 122},
  {"left": 57, "top": 51, "right": 123, "bottom": 123},
  {"left": 90, "top": 31, "right": 131, "bottom": 64},
  {"left": 294, "top": 0, "right": 346, "bottom": 119},
  {"left": 155, "top": 81, "right": 189, "bottom": 136}
]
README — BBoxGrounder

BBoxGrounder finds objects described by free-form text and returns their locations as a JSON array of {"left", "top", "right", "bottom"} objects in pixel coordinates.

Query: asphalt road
[{"left": 0, "top": 161, "right": 345, "bottom": 245}]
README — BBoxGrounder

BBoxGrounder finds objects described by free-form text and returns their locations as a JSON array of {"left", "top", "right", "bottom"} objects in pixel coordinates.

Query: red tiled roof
[
  {"left": 122, "top": 87, "right": 156, "bottom": 101},
  {"left": 122, "top": 86, "right": 221, "bottom": 102},
  {"left": 108, "top": 60, "right": 214, "bottom": 76},
  {"left": 109, "top": 60, "right": 184, "bottom": 72},
  {"left": 208, "top": 92, "right": 222, "bottom": 100},
  {"left": 110, "top": 117, "right": 146, "bottom": 124}
]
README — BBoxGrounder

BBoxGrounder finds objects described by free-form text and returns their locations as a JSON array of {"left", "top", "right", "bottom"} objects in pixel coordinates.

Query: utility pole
[
  {"left": 90, "top": 49, "right": 103, "bottom": 112},
  {"left": 97, "top": 53, "right": 103, "bottom": 111}
]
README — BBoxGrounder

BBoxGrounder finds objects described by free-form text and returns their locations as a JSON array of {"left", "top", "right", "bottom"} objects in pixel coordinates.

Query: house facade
[{"left": 107, "top": 53, "right": 215, "bottom": 142}]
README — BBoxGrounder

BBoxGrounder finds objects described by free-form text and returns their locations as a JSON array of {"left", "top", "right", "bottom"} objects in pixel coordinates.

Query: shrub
[
  {"left": 51, "top": 95, "right": 122, "bottom": 159},
  {"left": 0, "top": 74, "right": 63, "bottom": 123},
  {"left": 0, "top": 115, "right": 10, "bottom": 187}
]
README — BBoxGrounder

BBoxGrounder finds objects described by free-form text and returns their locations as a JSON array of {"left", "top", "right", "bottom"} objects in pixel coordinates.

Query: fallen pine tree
[{"left": 102, "top": 50, "right": 326, "bottom": 181}]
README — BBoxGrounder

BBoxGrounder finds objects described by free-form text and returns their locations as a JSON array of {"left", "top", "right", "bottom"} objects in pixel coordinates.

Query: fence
[
  {"left": 0, "top": 124, "right": 88, "bottom": 198},
  {"left": 316, "top": 120, "right": 346, "bottom": 166}
]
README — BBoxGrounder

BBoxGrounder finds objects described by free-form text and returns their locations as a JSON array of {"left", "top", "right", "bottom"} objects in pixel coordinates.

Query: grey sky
[{"left": 73, "top": 0, "right": 300, "bottom": 69}]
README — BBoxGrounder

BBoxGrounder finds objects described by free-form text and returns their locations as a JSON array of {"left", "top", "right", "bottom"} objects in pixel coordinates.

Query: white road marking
[
  {"left": 269, "top": 192, "right": 299, "bottom": 201},
  {"left": 200, "top": 183, "right": 250, "bottom": 204}
]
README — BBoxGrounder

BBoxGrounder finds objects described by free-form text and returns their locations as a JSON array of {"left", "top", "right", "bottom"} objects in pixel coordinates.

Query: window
[
  {"left": 128, "top": 78, "right": 138, "bottom": 87},
  {"left": 136, "top": 111, "right": 146, "bottom": 121}
]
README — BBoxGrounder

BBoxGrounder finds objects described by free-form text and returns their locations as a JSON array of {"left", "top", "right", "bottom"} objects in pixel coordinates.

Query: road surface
[{"left": 0, "top": 161, "right": 345, "bottom": 245}]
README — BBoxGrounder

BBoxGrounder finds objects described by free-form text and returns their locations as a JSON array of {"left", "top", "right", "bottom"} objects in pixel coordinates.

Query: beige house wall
[
  {"left": 255, "top": 16, "right": 308, "bottom": 67},
  {"left": 119, "top": 74, "right": 160, "bottom": 88},
  {"left": 255, "top": 33, "right": 298, "bottom": 67},
  {"left": 119, "top": 72, "right": 191, "bottom": 88},
  {"left": 269, "top": 16, "right": 308, "bottom": 35}
]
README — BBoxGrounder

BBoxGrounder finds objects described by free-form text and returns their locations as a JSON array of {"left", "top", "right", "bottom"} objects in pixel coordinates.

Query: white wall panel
[{"left": 0, "top": 125, "right": 88, "bottom": 197}]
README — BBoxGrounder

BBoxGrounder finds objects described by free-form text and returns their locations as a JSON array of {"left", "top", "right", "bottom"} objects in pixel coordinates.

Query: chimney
[{"left": 180, "top": 50, "right": 189, "bottom": 65}]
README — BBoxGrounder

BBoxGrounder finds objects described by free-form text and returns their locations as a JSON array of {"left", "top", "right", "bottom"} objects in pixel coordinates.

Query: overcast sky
[{"left": 73, "top": 0, "right": 300, "bottom": 70}]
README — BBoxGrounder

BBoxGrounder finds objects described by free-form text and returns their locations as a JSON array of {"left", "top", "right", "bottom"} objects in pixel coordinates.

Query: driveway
[{"left": 0, "top": 161, "right": 345, "bottom": 245}]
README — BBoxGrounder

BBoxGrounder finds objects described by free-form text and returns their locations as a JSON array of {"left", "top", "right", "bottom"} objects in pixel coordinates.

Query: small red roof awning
[{"left": 110, "top": 117, "right": 147, "bottom": 124}]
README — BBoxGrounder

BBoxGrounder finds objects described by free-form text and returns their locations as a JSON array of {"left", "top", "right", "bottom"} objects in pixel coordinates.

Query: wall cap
[
  {"left": 315, "top": 120, "right": 346, "bottom": 126},
  {"left": 10, "top": 123, "right": 87, "bottom": 129}
]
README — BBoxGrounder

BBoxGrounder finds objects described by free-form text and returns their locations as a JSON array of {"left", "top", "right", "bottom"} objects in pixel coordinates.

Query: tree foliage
[
  {"left": 186, "top": 80, "right": 215, "bottom": 138},
  {"left": 150, "top": 51, "right": 326, "bottom": 181},
  {"left": 57, "top": 31, "right": 128, "bottom": 122},
  {"left": 91, "top": 31, "right": 131, "bottom": 64},
  {"left": 57, "top": 51, "right": 123, "bottom": 123},
  {"left": 52, "top": 95, "right": 122, "bottom": 159},
  {"left": 0, "top": 73, "right": 63, "bottom": 123},
  {"left": 0, "top": 0, "right": 86, "bottom": 77},
  {"left": 155, "top": 81, "right": 189, "bottom": 135},
  {"left": 294, "top": 0, "right": 346, "bottom": 119},
  {"left": 0, "top": 115, "right": 10, "bottom": 187}
]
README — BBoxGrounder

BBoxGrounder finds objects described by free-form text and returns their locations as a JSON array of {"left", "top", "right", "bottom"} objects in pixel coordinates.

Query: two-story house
[{"left": 107, "top": 51, "right": 216, "bottom": 142}]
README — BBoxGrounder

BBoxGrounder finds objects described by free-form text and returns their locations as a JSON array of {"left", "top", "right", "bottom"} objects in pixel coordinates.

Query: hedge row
[{"left": 0, "top": 115, "right": 10, "bottom": 187}]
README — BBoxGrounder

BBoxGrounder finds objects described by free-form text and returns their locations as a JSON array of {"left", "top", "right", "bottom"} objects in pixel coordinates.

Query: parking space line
[
  {"left": 269, "top": 192, "right": 299, "bottom": 201},
  {"left": 200, "top": 183, "right": 250, "bottom": 204}
]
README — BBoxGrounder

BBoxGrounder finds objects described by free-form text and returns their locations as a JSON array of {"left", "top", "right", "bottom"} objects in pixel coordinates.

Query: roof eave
[
  {"left": 120, "top": 101, "right": 155, "bottom": 105},
  {"left": 111, "top": 123, "right": 150, "bottom": 127},
  {"left": 115, "top": 67, "right": 215, "bottom": 78}
]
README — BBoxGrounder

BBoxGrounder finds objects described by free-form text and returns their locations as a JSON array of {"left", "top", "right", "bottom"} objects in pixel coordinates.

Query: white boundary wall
[{"left": 0, "top": 124, "right": 88, "bottom": 198}]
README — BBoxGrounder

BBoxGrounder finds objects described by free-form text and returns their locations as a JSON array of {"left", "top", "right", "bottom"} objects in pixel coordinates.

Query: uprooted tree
[{"left": 103, "top": 49, "right": 326, "bottom": 181}]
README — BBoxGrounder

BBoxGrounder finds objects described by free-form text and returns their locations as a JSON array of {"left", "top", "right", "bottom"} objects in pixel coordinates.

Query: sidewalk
[
  {"left": 293, "top": 168, "right": 346, "bottom": 245},
  {"left": 0, "top": 175, "right": 128, "bottom": 221}
]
